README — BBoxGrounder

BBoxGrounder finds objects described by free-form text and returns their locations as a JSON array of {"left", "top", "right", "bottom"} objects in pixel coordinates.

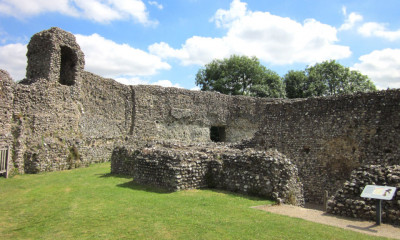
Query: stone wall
[
  {"left": 111, "top": 141, "right": 305, "bottom": 206},
  {"left": 0, "top": 70, "right": 14, "bottom": 175},
  {"left": 1, "top": 27, "right": 399, "bottom": 210},
  {"left": 327, "top": 165, "right": 400, "bottom": 225},
  {"left": 130, "top": 85, "right": 270, "bottom": 143},
  {"left": 249, "top": 91, "right": 400, "bottom": 203}
]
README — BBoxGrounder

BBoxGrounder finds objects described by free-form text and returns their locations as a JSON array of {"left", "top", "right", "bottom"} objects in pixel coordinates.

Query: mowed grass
[{"left": 0, "top": 163, "right": 388, "bottom": 240}]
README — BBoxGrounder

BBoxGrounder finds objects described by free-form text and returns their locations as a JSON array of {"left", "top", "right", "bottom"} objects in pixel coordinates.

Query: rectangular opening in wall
[{"left": 210, "top": 126, "right": 226, "bottom": 142}]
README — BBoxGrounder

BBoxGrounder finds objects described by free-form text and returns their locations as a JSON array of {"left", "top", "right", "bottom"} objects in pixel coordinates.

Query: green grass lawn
[{"left": 0, "top": 163, "right": 389, "bottom": 240}]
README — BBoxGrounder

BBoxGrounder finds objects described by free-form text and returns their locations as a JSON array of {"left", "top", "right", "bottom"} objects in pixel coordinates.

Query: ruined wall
[
  {"left": 1, "top": 27, "right": 399, "bottom": 210},
  {"left": 111, "top": 142, "right": 305, "bottom": 206},
  {"left": 249, "top": 91, "right": 400, "bottom": 203},
  {"left": 0, "top": 70, "right": 14, "bottom": 175},
  {"left": 327, "top": 165, "right": 400, "bottom": 225},
  {"left": 1, "top": 27, "right": 267, "bottom": 175},
  {"left": 26, "top": 27, "right": 85, "bottom": 85},
  {"left": 78, "top": 71, "right": 133, "bottom": 164},
  {"left": 131, "top": 85, "right": 269, "bottom": 143}
]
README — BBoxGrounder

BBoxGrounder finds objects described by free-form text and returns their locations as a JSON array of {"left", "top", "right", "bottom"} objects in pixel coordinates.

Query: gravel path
[{"left": 253, "top": 204, "right": 400, "bottom": 239}]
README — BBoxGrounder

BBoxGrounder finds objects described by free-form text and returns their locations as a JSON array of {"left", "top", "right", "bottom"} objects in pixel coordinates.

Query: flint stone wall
[
  {"left": 1, "top": 27, "right": 400, "bottom": 209},
  {"left": 111, "top": 142, "right": 305, "bottom": 206},
  {"left": 248, "top": 91, "right": 400, "bottom": 203},
  {"left": 327, "top": 165, "right": 400, "bottom": 225}
]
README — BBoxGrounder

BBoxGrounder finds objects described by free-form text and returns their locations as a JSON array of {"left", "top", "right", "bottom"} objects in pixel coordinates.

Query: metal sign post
[{"left": 361, "top": 185, "right": 397, "bottom": 225}]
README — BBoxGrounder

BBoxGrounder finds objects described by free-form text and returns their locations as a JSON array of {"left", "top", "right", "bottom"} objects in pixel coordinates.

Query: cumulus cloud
[
  {"left": 358, "top": 22, "right": 400, "bottom": 41},
  {"left": 151, "top": 80, "right": 182, "bottom": 88},
  {"left": 0, "top": 0, "right": 157, "bottom": 25},
  {"left": 149, "top": 0, "right": 351, "bottom": 66},
  {"left": 339, "top": 6, "right": 363, "bottom": 31},
  {"left": 75, "top": 33, "right": 170, "bottom": 77},
  {"left": 0, "top": 43, "right": 27, "bottom": 81},
  {"left": 0, "top": 33, "right": 171, "bottom": 83},
  {"left": 211, "top": 0, "right": 247, "bottom": 28},
  {"left": 353, "top": 49, "right": 400, "bottom": 89}
]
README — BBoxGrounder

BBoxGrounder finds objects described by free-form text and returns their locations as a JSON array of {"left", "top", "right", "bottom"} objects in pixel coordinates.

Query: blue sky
[{"left": 0, "top": 0, "right": 399, "bottom": 90}]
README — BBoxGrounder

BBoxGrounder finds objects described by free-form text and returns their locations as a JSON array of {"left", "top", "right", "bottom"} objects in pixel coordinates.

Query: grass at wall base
[{"left": 0, "top": 163, "right": 386, "bottom": 240}]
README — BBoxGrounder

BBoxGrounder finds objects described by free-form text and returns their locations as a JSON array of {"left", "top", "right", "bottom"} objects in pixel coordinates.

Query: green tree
[
  {"left": 283, "top": 70, "right": 308, "bottom": 98},
  {"left": 284, "top": 60, "right": 376, "bottom": 98},
  {"left": 195, "top": 55, "right": 285, "bottom": 98}
]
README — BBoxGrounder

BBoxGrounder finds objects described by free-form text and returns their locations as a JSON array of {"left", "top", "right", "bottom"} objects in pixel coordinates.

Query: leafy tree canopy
[
  {"left": 284, "top": 60, "right": 376, "bottom": 98},
  {"left": 195, "top": 55, "right": 285, "bottom": 98}
]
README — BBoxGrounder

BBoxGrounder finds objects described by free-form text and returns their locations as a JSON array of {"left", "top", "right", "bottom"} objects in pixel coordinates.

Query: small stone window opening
[
  {"left": 210, "top": 126, "right": 226, "bottom": 142},
  {"left": 59, "top": 46, "right": 77, "bottom": 86}
]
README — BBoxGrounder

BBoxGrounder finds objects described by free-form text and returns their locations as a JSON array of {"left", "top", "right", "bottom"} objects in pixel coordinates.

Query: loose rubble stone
[{"left": 327, "top": 165, "right": 400, "bottom": 225}]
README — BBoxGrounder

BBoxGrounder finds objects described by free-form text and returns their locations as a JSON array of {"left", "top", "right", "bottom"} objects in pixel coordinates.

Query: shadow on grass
[
  {"left": 117, "top": 180, "right": 273, "bottom": 201},
  {"left": 96, "top": 173, "right": 132, "bottom": 179},
  {"left": 117, "top": 180, "right": 172, "bottom": 194},
  {"left": 97, "top": 173, "right": 273, "bottom": 201},
  {"left": 205, "top": 188, "right": 273, "bottom": 202}
]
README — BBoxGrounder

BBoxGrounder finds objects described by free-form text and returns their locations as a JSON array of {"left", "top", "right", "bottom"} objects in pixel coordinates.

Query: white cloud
[
  {"left": 0, "top": 43, "right": 27, "bottom": 81},
  {"left": 0, "top": 0, "right": 157, "bottom": 25},
  {"left": 114, "top": 77, "right": 148, "bottom": 85},
  {"left": 150, "top": 0, "right": 351, "bottom": 66},
  {"left": 353, "top": 49, "right": 400, "bottom": 89},
  {"left": 75, "top": 33, "right": 170, "bottom": 77},
  {"left": 211, "top": 0, "right": 247, "bottom": 28},
  {"left": 358, "top": 22, "right": 400, "bottom": 41},
  {"left": 339, "top": 6, "right": 363, "bottom": 31},
  {"left": 0, "top": 0, "right": 78, "bottom": 17},
  {"left": 151, "top": 80, "right": 182, "bottom": 88},
  {"left": 148, "top": 1, "right": 163, "bottom": 10}
]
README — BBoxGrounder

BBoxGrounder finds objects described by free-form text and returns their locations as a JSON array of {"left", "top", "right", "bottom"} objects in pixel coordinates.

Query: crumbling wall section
[
  {"left": 327, "top": 165, "right": 400, "bottom": 225},
  {"left": 11, "top": 78, "right": 84, "bottom": 173},
  {"left": 26, "top": 27, "right": 85, "bottom": 85},
  {"left": 111, "top": 142, "right": 305, "bottom": 206},
  {"left": 249, "top": 90, "right": 400, "bottom": 203},
  {"left": 131, "top": 85, "right": 271, "bottom": 143},
  {"left": 0, "top": 70, "right": 15, "bottom": 174}
]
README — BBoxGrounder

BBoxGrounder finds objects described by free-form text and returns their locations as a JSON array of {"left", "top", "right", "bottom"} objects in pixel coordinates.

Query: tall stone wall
[
  {"left": 131, "top": 85, "right": 270, "bottom": 143},
  {"left": 0, "top": 70, "right": 14, "bottom": 175},
  {"left": 78, "top": 71, "right": 134, "bottom": 164},
  {"left": 111, "top": 141, "right": 305, "bottom": 206},
  {"left": 249, "top": 91, "right": 400, "bottom": 203}
]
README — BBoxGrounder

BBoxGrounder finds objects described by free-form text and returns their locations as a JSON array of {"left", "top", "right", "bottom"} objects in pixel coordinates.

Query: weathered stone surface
[
  {"left": 327, "top": 165, "right": 400, "bottom": 225},
  {"left": 111, "top": 141, "right": 305, "bottom": 206},
  {"left": 0, "top": 27, "right": 399, "bottom": 212},
  {"left": 248, "top": 92, "right": 400, "bottom": 203},
  {"left": 26, "top": 27, "right": 85, "bottom": 85}
]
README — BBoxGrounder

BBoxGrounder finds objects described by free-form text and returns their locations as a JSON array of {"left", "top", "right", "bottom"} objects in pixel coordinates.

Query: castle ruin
[{"left": 0, "top": 27, "right": 399, "bottom": 222}]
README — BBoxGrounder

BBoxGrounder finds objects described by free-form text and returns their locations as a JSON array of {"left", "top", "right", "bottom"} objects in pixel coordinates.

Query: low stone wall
[
  {"left": 111, "top": 142, "right": 304, "bottom": 206},
  {"left": 327, "top": 165, "right": 400, "bottom": 225}
]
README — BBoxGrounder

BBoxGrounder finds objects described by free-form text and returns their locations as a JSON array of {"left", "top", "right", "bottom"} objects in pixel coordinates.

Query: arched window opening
[{"left": 59, "top": 46, "right": 77, "bottom": 86}]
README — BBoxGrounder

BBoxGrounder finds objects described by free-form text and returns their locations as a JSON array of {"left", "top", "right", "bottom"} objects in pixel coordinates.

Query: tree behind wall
[
  {"left": 195, "top": 55, "right": 285, "bottom": 98},
  {"left": 284, "top": 60, "right": 377, "bottom": 98}
]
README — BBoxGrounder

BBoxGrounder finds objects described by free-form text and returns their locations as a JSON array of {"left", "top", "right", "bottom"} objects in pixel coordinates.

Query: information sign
[
  {"left": 361, "top": 185, "right": 396, "bottom": 200},
  {"left": 360, "top": 185, "right": 397, "bottom": 225}
]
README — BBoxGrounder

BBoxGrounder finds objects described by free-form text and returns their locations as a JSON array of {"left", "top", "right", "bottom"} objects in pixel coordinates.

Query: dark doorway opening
[
  {"left": 59, "top": 46, "right": 77, "bottom": 86},
  {"left": 210, "top": 126, "right": 226, "bottom": 142}
]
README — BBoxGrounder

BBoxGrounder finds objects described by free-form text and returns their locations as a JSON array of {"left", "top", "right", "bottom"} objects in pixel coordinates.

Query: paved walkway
[{"left": 253, "top": 204, "right": 400, "bottom": 239}]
